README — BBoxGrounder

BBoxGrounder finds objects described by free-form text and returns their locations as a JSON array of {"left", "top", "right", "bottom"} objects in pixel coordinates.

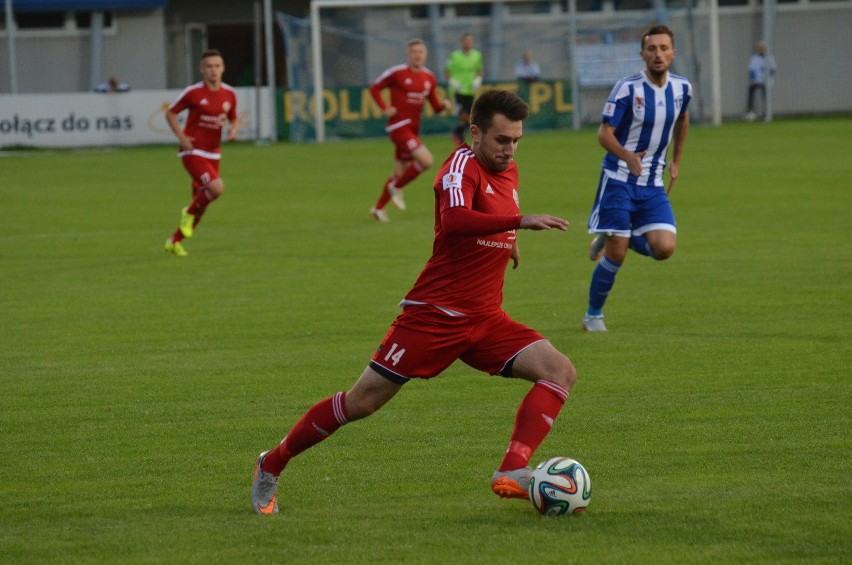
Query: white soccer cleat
[
  {"left": 582, "top": 314, "right": 607, "bottom": 332},
  {"left": 491, "top": 467, "right": 533, "bottom": 500},
  {"left": 588, "top": 234, "right": 605, "bottom": 261},
  {"left": 251, "top": 450, "right": 280, "bottom": 515},
  {"left": 387, "top": 183, "right": 406, "bottom": 211},
  {"left": 370, "top": 207, "right": 390, "bottom": 223}
]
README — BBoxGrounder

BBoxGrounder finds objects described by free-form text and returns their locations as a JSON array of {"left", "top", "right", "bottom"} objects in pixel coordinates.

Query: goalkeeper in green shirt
[{"left": 445, "top": 33, "right": 484, "bottom": 146}]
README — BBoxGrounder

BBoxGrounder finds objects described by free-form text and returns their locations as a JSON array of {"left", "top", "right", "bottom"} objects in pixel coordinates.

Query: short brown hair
[
  {"left": 470, "top": 90, "right": 529, "bottom": 132},
  {"left": 201, "top": 48, "right": 223, "bottom": 61},
  {"left": 641, "top": 24, "right": 675, "bottom": 49}
]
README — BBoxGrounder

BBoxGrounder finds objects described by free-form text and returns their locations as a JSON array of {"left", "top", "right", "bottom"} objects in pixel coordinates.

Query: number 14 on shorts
[{"left": 383, "top": 343, "right": 406, "bottom": 366}]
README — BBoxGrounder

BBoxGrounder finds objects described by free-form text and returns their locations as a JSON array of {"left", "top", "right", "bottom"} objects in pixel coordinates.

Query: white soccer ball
[{"left": 528, "top": 456, "right": 592, "bottom": 516}]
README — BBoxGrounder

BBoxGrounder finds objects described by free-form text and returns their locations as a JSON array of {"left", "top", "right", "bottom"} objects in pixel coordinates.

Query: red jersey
[
  {"left": 169, "top": 82, "right": 238, "bottom": 156},
  {"left": 369, "top": 64, "right": 444, "bottom": 133},
  {"left": 404, "top": 146, "right": 523, "bottom": 316}
]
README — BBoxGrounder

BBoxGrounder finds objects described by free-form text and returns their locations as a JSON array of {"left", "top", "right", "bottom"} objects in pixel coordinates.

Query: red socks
[
  {"left": 262, "top": 392, "right": 349, "bottom": 476},
  {"left": 171, "top": 189, "right": 214, "bottom": 243},
  {"left": 259, "top": 382, "right": 566, "bottom": 478},
  {"left": 374, "top": 178, "right": 393, "bottom": 210},
  {"left": 373, "top": 162, "right": 425, "bottom": 210},
  {"left": 499, "top": 381, "right": 568, "bottom": 472},
  {"left": 187, "top": 188, "right": 213, "bottom": 218},
  {"left": 394, "top": 161, "right": 424, "bottom": 189}
]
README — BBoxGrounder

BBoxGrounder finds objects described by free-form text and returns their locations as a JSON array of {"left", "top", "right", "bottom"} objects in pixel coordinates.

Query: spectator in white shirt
[
  {"left": 515, "top": 51, "right": 541, "bottom": 84},
  {"left": 745, "top": 41, "right": 776, "bottom": 121}
]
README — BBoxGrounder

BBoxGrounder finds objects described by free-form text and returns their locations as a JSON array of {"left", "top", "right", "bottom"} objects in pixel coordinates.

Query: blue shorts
[{"left": 587, "top": 171, "right": 676, "bottom": 237}]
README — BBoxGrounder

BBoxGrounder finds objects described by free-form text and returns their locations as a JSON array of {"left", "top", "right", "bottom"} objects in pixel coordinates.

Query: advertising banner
[
  {"left": 0, "top": 88, "right": 271, "bottom": 149},
  {"left": 279, "top": 80, "right": 574, "bottom": 142},
  {"left": 0, "top": 81, "right": 571, "bottom": 148}
]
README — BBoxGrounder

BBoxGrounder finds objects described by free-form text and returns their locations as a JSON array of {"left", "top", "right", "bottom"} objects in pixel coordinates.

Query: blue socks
[
  {"left": 587, "top": 235, "right": 663, "bottom": 315},
  {"left": 587, "top": 256, "right": 621, "bottom": 314}
]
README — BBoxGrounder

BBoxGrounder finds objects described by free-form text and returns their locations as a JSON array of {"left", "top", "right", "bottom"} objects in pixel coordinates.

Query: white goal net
[{"left": 278, "top": 0, "right": 714, "bottom": 142}]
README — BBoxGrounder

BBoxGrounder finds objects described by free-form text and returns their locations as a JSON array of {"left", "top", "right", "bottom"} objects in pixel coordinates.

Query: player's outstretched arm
[{"left": 519, "top": 214, "right": 569, "bottom": 231}]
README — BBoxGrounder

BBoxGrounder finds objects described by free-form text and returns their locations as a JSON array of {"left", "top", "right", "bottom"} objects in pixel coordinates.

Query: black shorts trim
[
  {"left": 369, "top": 361, "right": 411, "bottom": 384},
  {"left": 498, "top": 354, "right": 517, "bottom": 378}
]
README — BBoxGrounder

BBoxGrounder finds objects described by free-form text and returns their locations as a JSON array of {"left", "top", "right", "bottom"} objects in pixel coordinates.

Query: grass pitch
[{"left": 1, "top": 118, "right": 850, "bottom": 563}]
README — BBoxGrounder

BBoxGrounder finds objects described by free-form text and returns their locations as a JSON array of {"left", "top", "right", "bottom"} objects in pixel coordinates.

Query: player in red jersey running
[
  {"left": 164, "top": 49, "right": 240, "bottom": 256},
  {"left": 251, "top": 89, "right": 576, "bottom": 514},
  {"left": 368, "top": 38, "right": 452, "bottom": 222}
]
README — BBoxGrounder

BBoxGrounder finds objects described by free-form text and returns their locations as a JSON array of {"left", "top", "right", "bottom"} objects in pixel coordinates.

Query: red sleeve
[
  {"left": 369, "top": 78, "right": 389, "bottom": 111},
  {"left": 441, "top": 206, "right": 522, "bottom": 236},
  {"left": 168, "top": 94, "right": 189, "bottom": 115},
  {"left": 228, "top": 92, "right": 238, "bottom": 122},
  {"left": 428, "top": 73, "right": 444, "bottom": 113}
]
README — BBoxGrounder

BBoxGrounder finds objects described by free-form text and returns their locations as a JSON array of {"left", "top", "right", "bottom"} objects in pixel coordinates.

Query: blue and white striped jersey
[{"left": 600, "top": 71, "right": 692, "bottom": 188}]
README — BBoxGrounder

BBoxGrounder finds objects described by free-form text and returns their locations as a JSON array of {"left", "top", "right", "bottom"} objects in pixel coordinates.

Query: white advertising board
[{"left": 0, "top": 87, "right": 274, "bottom": 148}]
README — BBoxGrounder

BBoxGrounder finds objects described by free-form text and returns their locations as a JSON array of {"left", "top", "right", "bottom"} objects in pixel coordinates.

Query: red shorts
[
  {"left": 369, "top": 305, "right": 546, "bottom": 383},
  {"left": 387, "top": 124, "right": 423, "bottom": 161},
  {"left": 181, "top": 154, "right": 221, "bottom": 193}
]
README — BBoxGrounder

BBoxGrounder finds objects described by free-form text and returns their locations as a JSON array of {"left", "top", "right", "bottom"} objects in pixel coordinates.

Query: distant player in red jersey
[
  {"left": 164, "top": 48, "right": 240, "bottom": 256},
  {"left": 368, "top": 38, "right": 452, "bottom": 222},
  {"left": 251, "top": 89, "right": 576, "bottom": 514}
]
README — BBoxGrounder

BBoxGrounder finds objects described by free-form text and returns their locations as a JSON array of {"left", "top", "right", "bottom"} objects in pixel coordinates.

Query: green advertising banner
[{"left": 278, "top": 81, "right": 574, "bottom": 142}]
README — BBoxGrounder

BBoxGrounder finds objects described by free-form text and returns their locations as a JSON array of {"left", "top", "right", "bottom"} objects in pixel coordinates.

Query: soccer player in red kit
[
  {"left": 251, "top": 89, "right": 576, "bottom": 514},
  {"left": 164, "top": 49, "right": 240, "bottom": 256},
  {"left": 368, "top": 38, "right": 452, "bottom": 222}
]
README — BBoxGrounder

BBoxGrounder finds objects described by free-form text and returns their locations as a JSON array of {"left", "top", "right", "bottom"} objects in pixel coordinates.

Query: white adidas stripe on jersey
[{"left": 448, "top": 147, "right": 474, "bottom": 208}]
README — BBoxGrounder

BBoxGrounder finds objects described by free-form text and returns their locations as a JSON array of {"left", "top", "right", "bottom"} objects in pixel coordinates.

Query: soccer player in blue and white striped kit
[{"left": 583, "top": 24, "right": 691, "bottom": 332}]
